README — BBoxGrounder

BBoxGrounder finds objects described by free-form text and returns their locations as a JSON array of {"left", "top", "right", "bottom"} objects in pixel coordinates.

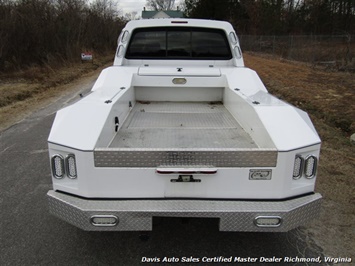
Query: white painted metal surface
[
  {"left": 47, "top": 18, "right": 322, "bottom": 231},
  {"left": 138, "top": 66, "right": 221, "bottom": 76}
]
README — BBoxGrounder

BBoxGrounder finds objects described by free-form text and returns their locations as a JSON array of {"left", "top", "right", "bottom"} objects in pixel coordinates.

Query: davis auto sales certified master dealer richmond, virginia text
[{"left": 141, "top": 256, "right": 352, "bottom": 264}]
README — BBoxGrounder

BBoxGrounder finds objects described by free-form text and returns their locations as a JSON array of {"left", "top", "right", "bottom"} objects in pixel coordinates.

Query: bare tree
[
  {"left": 146, "top": 0, "right": 175, "bottom": 11},
  {"left": 0, "top": 0, "right": 126, "bottom": 70},
  {"left": 90, "top": 0, "right": 118, "bottom": 19},
  {"left": 125, "top": 11, "right": 138, "bottom": 21}
]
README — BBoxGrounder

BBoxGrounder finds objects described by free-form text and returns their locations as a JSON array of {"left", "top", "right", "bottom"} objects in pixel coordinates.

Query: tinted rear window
[{"left": 126, "top": 27, "right": 232, "bottom": 60}]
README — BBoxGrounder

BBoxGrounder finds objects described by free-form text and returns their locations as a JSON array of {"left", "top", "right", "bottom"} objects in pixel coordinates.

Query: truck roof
[{"left": 123, "top": 18, "right": 235, "bottom": 33}]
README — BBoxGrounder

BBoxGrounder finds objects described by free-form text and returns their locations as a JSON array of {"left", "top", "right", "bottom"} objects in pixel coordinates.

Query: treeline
[
  {"left": 0, "top": 0, "right": 126, "bottom": 71},
  {"left": 184, "top": 0, "right": 355, "bottom": 35}
]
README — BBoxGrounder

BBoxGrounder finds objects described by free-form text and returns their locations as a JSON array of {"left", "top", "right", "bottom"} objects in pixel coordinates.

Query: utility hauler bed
[
  {"left": 47, "top": 19, "right": 322, "bottom": 231},
  {"left": 108, "top": 101, "right": 257, "bottom": 150}
]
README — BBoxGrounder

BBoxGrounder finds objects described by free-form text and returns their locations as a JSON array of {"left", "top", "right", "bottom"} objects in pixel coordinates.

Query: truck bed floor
[{"left": 109, "top": 102, "right": 257, "bottom": 149}]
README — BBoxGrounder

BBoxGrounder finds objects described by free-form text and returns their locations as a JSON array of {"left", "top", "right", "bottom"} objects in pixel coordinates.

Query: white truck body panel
[
  {"left": 47, "top": 19, "right": 321, "bottom": 232},
  {"left": 49, "top": 68, "right": 320, "bottom": 151}
]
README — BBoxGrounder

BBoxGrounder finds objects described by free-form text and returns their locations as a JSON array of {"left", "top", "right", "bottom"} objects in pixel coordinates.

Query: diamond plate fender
[{"left": 47, "top": 191, "right": 322, "bottom": 232}]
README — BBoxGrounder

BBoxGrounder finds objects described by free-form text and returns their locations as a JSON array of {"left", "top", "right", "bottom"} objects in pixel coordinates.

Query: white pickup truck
[{"left": 47, "top": 19, "right": 322, "bottom": 232}]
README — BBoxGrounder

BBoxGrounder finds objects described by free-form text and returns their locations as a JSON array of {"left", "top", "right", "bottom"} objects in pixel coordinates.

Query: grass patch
[
  {"left": 0, "top": 53, "right": 113, "bottom": 131},
  {"left": 0, "top": 54, "right": 113, "bottom": 108},
  {"left": 244, "top": 52, "right": 355, "bottom": 135}
]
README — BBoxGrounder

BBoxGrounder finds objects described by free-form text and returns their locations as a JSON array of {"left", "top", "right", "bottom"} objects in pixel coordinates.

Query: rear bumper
[{"left": 47, "top": 191, "right": 322, "bottom": 232}]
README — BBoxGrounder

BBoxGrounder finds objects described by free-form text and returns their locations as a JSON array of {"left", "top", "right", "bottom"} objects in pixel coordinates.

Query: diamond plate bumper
[
  {"left": 94, "top": 149, "right": 277, "bottom": 168},
  {"left": 47, "top": 191, "right": 322, "bottom": 232}
]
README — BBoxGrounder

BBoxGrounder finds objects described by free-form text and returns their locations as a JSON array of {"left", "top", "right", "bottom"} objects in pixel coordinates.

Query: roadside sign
[{"left": 81, "top": 53, "right": 93, "bottom": 63}]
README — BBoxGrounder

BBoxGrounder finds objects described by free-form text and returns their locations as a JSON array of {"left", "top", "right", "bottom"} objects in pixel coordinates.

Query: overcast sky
[
  {"left": 118, "top": 0, "right": 145, "bottom": 14},
  {"left": 117, "top": 0, "right": 182, "bottom": 15}
]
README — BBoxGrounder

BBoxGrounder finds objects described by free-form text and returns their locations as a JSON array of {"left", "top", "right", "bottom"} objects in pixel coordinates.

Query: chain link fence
[{"left": 239, "top": 35, "right": 355, "bottom": 71}]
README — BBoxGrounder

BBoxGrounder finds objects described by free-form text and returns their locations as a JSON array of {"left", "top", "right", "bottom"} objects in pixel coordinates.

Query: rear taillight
[
  {"left": 304, "top": 155, "right": 317, "bottom": 178},
  {"left": 66, "top": 154, "right": 77, "bottom": 179},
  {"left": 293, "top": 154, "right": 318, "bottom": 179},
  {"left": 51, "top": 155, "right": 65, "bottom": 179},
  {"left": 292, "top": 155, "right": 304, "bottom": 179},
  {"left": 51, "top": 154, "right": 77, "bottom": 179}
]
